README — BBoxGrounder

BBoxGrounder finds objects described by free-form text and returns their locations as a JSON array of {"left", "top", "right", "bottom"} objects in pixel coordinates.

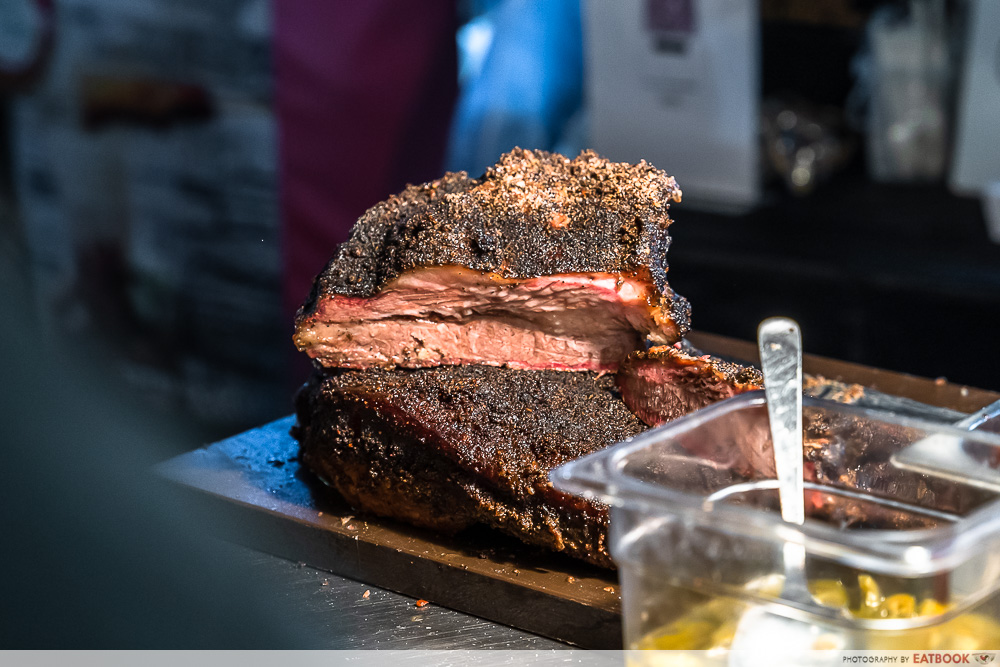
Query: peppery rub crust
[
  {"left": 296, "top": 147, "right": 689, "bottom": 333},
  {"left": 293, "top": 364, "right": 648, "bottom": 567},
  {"left": 638, "top": 344, "right": 765, "bottom": 389}
]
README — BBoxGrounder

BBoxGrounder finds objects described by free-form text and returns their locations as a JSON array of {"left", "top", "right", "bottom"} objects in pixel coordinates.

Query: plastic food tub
[{"left": 551, "top": 392, "right": 1000, "bottom": 660}]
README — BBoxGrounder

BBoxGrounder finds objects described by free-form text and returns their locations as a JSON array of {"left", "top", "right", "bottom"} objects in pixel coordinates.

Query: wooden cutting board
[
  {"left": 156, "top": 416, "right": 623, "bottom": 648},
  {"left": 155, "top": 333, "right": 999, "bottom": 648}
]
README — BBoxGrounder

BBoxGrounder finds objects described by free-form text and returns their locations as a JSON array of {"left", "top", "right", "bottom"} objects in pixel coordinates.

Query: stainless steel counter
[{"left": 233, "top": 546, "right": 566, "bottom": 649}]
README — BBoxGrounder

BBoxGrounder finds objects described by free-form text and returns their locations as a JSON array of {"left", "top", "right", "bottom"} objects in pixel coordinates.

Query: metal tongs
[
  {"left": 893, "top": 397, "right": 1000, "bottom": 492},
  {"left": 756, "top": 314, "right": 1000, "bottom": 493}
]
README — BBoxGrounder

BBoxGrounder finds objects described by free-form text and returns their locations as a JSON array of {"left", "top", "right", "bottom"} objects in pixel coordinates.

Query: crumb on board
[
  {"left": 321, "top": 579, "right": 329, "bottom": 586},
  {"left": 363, "top": 590, "right": 370, "bottom": 599},
  {"left": 415, "top": 599, "right": 430, "bottom": 608},
  {"left": 567, "top": 576, "right": 576, "bottom": 583},
  {"left": 603, "top": 586, "right": 615, "bottom": 593}
]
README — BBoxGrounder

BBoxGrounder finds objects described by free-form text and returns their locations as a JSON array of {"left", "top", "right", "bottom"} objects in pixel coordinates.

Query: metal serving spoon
[
  {"left": 757, "top": 317, "right": 811, "bottom": 604},
  {"left": 730, "top": 318, "right": 847, "bottom": 660}
]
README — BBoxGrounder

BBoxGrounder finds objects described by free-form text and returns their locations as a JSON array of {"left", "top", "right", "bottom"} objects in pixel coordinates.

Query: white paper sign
[{"left": 584, "top": 0, "right": 760, "bottom": 211}]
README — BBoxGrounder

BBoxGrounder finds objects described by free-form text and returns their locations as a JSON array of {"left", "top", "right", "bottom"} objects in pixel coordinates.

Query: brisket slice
[
  {"left": 294, "top": 148, "right": 690, "bottom": 372},
  {"left": 293, "top": 365, "right": 647, "bottom": 567},
  {"left": 617, "top": 344, "right": 763, "bottom": 428},
  {"left": 616, "top": 348, "right": 988, "bottom": 516}
]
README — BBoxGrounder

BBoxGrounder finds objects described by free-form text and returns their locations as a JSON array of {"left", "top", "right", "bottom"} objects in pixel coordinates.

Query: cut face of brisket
[
  {"left": 617, "top": 344, "right": 764, "bottom": 428},
  {"left": 293, "top": 365, "right": 648, "bottom": 567},
  {"left": 294, "top": 148, "right": 690, "bottom": 372}
]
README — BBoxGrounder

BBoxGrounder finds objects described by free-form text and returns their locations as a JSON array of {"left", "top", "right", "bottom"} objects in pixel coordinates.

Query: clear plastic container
[{"left": 551, "top": 392, "right": 1000, "bottom": 658}]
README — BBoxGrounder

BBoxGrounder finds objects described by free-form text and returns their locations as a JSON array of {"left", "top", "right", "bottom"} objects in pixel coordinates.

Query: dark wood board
[
  {"left": 156, "top": 333, "right": 1000, "bottom": 648},
  {"left": 156, "top": 416, "right": 623, "bottom": 648}
]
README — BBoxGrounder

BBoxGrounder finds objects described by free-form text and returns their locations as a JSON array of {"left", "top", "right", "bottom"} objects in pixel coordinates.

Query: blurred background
[
  {"left": 3, "top": 0, "right": 1000, "bottom": 441},
  {"left": 2, "top": 0, "right": 999, "bottom": 649}
]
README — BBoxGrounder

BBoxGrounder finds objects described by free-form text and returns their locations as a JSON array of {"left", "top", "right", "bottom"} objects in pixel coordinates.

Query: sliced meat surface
[
  {"left": 295, "top": 266, "right": 671, "bottom": 371},
  {"left": 293, "top": 365, "right": 648, "bottom": 567},
  {"left": 617, "top": 344, "right": 763, "bottom": 428},
  {"left": 294, "top": 148, "right": 689, "bottom": 371}
]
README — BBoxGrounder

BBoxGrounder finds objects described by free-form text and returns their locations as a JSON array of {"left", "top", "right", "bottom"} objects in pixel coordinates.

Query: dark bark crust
[
  {"left": 625, "top": 345, "right": 764, "bottom": 390},
  {"left": 297, "top": 148, "right": 688, "bottom": 333},
  {"left": 293, "top": 365, "right": 648, "bottom": 566}
]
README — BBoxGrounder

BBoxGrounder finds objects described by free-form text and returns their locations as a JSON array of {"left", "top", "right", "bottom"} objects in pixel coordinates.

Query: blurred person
[
  {"left": 276, "top": 0, "right": 586, "bottom": 325},
  {"left": 277, "top": 2, "right": 460, "bottom": 325},
  {"left": 446, "top": 0, "right": 584, "bottom": 177}
]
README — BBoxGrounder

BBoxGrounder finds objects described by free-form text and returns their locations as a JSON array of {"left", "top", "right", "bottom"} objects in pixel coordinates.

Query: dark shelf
[{"left": 668, "top": 172, "right": 1000, "bottom": 392}]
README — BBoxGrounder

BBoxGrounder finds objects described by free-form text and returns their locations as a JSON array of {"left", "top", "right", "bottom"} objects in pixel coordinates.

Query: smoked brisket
[
  {"left": 293, "top": 365, "right": 647, "bottom": 567},
  {"left": 617, "top": 344, "right": 763, "bottom": 428},
  {"left": 294, "top": 148, "right": 690, "bottom": 372}
]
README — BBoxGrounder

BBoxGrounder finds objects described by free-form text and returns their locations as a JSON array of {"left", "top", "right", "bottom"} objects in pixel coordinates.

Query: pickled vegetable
[
  {"left": 809, "top": 579, "right": 849, "bottom": 609},
  {"left": 635, "top": 574, "right": 1000, "bottom": 651},
  {"left": 635, "top": 598, "right": 747, "bottom": 650}
]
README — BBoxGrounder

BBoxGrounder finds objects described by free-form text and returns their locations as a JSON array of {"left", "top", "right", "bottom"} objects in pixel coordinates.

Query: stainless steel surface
[
  {"left": 235, "top": 546, "right": 567, "bottom": 649},
  {"left": 955, "top": 397, "right": 1000, "bottom": 430}
]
